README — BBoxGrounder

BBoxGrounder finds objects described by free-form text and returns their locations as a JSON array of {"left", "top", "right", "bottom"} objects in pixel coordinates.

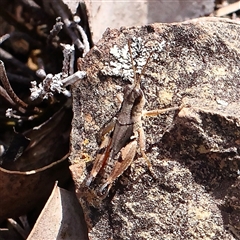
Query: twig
[
  {"left": 7, "top": 218, "right": 29, "bottom": 239},
  {"left": 0, "top": 86, "right": 16, "bottom": 107},
  {"left": 29, "top": 40, "right": 86, "bottom": 101},
  {"left": 18, "top": 0, "right": 41, "bottom": 10},
  {"left": 214, "top": 1, "right": 240, "bottom": 17},
  {"left": 0, "top": 33, "right": 11, "bottom": 44},
  {"left": 74, "top": 23, "right": 90, "bottom": 57},
  {"left": 61, "top": 43, "right": 75, "bottom": 77},
  {"left": 34, "top": 52, "right": 47, "bottom": 79},
  {"left": 36, "top": 69, "right": 46, "bottom": 79},
  {"left": 43, "top": 0, "right": 90, "bottom": 56},
  {"left": 0, "top": 7, "right": 40, "bottom": 40},
  {"left": 19, "top": 216, "right": 31, "bottom": 233},
  {"left": 5, "top": 108, "right": 38, "bottom": 121},
  {"left": 0, "top": 61, "right": 28, "bottom": 112},
  {"left": 0, "top": 60, "right": 40, "bottom": 113},
  {"left": 30, "top": 70, "right": 86, "bottom": 100},
  {"left": 61, "top": 70, "right": 86, "bottom": 86},
  {"left": 47, "top": 17, "right": 64, "bottom": 44},
  {"left": 47, "top": 0, "right": 85, "bottom": 51}
]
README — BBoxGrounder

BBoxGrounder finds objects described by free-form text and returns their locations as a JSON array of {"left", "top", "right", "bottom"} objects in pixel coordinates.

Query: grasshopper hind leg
[
  {"left": 139, "top": 105, "right": 180, "bottom": 179},
  {"left": 97, "top": 140, "right": 138, "bottom": 196},
  {"left": 85, "top": 135, "right": 112, "bottom": 187},
  {"left": 84, "top": 119, "right": 116, "bottom": 188},
  {"left": 97, "top": 124, "right": 158, "bottom": 196}
]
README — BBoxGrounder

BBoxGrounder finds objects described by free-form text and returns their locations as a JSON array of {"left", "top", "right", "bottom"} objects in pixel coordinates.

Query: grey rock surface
[
  {"left": 70, "top": 17, "right": 240, "bottom": 239},
  {"left": 85, "top": 0, "right": 215, "bottom": 42}
]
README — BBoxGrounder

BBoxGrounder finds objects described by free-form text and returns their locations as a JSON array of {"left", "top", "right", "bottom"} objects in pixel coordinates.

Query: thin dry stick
[
  {"left": 0, "top": 60, "right": 40, "bottom": 113},
  {"left": 214, "top": 1, "right": 240, "bottom": 17},
  {"left": 47, "top": 17, "right": 63, "bottom": 44},
  {"left": 75, "top": 24, "right": 90, "bottom": 57},
  {"left": 50, "top": 0, "right": 84, "bottom": 51},
  {"left": 0, "top": 85, "right": 16, "bottom": 107},
  {"left": 7, "top": 218, "right": 29, "bottom": 239},
  {"left": 0, "top": 33, "right": 10, "bottom": 44}
]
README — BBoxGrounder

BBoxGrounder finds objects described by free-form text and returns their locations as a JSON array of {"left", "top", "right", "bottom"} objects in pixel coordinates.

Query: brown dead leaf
[
  {"left": 0, "top": 154, "right": 70, "bottom": 222},
  {"left": 0, "top": 102, "right": 72, "bottom": 221},
  {"left": 27, "top": 182, "right": 88, "bottom": 240}
]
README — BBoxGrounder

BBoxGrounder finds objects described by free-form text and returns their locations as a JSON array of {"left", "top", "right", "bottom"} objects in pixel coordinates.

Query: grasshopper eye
[{"left": 133, "top": 88, "right": 143, "bottom": 99}]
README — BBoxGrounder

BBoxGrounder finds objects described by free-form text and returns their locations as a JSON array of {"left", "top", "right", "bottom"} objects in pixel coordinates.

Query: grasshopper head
[{"left": 123, "top": 84, "right": 144, "bottom": 106}]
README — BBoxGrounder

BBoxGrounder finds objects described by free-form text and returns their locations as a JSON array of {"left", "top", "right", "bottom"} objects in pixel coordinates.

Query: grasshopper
[{"left": 85, "top": 39, "right": 179, "bottom": 197}]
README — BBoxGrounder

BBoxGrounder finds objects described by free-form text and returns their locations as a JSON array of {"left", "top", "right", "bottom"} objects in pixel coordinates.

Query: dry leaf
[{"left": 27, "top": 182, "right": 88, "bottom": 240}]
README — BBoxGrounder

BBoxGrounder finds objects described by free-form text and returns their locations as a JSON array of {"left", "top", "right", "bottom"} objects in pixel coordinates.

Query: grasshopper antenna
[
  {"left": 128, "top": 40, "right": 137, "bottom": 86},
  {"left": 128, "top": 39, "right": 154, "bottom": 88},
  {"left": 140, "top": 51, "right": 153, "bottom": 84}
]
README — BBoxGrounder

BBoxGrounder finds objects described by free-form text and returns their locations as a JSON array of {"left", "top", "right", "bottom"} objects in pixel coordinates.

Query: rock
[
  {"left": 70, "top": 17, "right": 240, "bottom": 239},
  {"left": 85, "top": 0, "right": 215, "bottom": 42}
]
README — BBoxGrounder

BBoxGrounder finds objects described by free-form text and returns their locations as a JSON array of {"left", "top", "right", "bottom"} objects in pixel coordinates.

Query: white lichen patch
[{"left": 101, "top": 37, "right": 166, "bottom": 83}]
